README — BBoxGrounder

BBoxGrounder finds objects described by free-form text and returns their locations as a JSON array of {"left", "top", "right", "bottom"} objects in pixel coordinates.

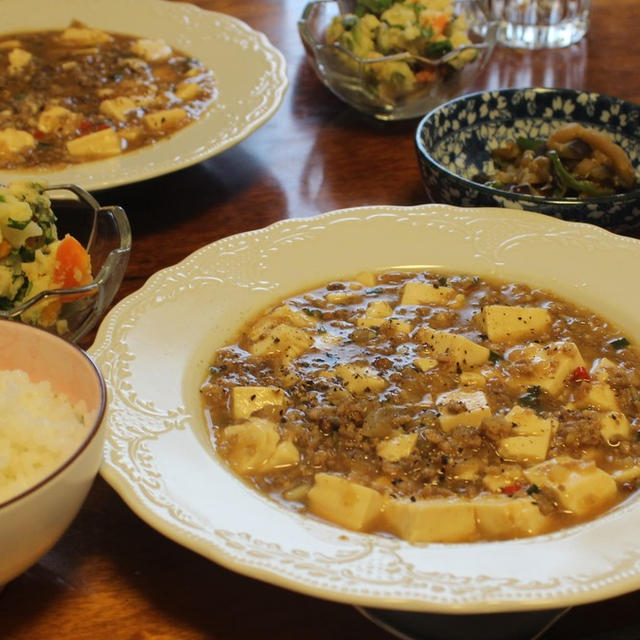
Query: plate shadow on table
[
  {"left": 0, "top": 478, "right": 391, "bottom": 640},
  {"left": 98, "top": 147, "right": 288, "bottom": 239},
  {"left": 358, "top": 606, "right": 570, "bottom": 640}
]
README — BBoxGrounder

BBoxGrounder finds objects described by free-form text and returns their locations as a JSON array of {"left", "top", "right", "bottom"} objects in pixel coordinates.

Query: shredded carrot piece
[
  {"left": 415, "top": 69, "right": 437, "bottom": 83},
  {"left": 0, "top": 239, "right": 12, "bottom": 259},
  {"left": 53, "top": 234, "right": 92, "bottom": 289}
]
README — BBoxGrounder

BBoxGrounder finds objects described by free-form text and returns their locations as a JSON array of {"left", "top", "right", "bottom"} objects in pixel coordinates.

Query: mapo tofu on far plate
[
  {"left": 201, "top": 269, "right": 640, "bottom": 543},
  {"left": 0, "top": 21, "right": 216, "bottom": 169}
]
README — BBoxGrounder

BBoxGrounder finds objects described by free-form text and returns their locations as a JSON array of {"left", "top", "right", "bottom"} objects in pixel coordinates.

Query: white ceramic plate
[
  {"left": 0, "top": 0, "right": 288, "bottom": 191},
  {"left": 92, "top": 205, "right": 640, "bottom": 614}
]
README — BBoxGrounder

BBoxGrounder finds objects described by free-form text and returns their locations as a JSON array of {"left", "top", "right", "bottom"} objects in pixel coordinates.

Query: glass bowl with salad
[
  {"left": 415, "top": 87, "right": 640, "bottom": 233},
  {"left": 0, "top": 181, "right": 131, "bottom": 342},
  {"left": 298, "top": 0, "right": 498, "bottom": 120}
]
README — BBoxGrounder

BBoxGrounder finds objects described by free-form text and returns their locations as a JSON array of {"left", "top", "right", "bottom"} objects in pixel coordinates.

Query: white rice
[{"left": 0, "top": 369, "right": 90, "bottom": 504}]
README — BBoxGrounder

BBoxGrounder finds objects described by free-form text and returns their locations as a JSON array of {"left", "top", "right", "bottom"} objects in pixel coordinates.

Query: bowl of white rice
[{"left": 0, "top": 319, "right": 106, "bottom": 586}]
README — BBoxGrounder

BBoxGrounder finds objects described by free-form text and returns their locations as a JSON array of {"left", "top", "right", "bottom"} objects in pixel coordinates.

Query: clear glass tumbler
[{"left": 488, "top": 0, "right": 591, "bottom": 48}]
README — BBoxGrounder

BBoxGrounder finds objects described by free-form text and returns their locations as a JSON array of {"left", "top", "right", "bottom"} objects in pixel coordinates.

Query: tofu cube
[
  {"left": 221, "top": 418, "right": 280, "bottom": 474},
  {"left": 510, "top": 341, "right": 585, "bottom": 396},
  {"left": 452, "top": 458, "right": 483, "bottom": 481},
  {"left": 356, "top": 300, "right": 392, "bottom": 328},
  {"left": 382, "top": 318, "right": 413, "bottom": 335},
  {"left": 325, "top": 291, "right": 354, "bottom": 304},
  {"left": 570, "top": 358, "right": 620, "bottom": 410},
  {"left": 249, "top": 305, "right": 318, "bottom": 341},
  {"left": 37, "top": 106, "right": 80, "bottom": 135},
  {"left": 400, "top": 281, "right": 457, "bottom": 305},
  {"left": 231, "top": 385, "right": 287, "bottom": 420},
  {"left": 483, "top": 466, "right": 526, "bottom": 493},
  {"left": 143, "top": 108, "right": 188, "bottom": 132},
  {"left": 591, "top": 358, "right": 616, "bottom": 379},
  {"left": 570, "top": 380, "right": 619, "bottom": 411},
  {"left": 474, "top": 496, "right": 551, "bottom": 539},
  {"left": 8, "top": 47, "right": 31, "bottom": 74},
  {"left": 0, "top": 128, "right": 35, "bottom": 156},
  {"left": 414, "top": 357, "right": 438, "bottom": 372},
  {"left": 376, "top": 432, "right": 418, "bottom": 461},
  {"left": 612, "top": 466, "right": 640, "bottom": 484},
  {"left": 436, "top": 389, "right": 491, "bottom": 432},
  {"left": 0, "top": 40, "right": 23, "bottom": 50},
  {"left": 480, "top": 305, "right": 551, "bottom": 344},
  {"left": 498, "top": 406, "right": 556, "bottom": 463},
  {"left": 332, "top": 363, "right": 387, "bottom": 393},
  {"left": 99, "top": 96, "right": 139, "bottom": 122},
  {"left": 599, "top": 411, "right": 631, "bottom": 443},
  {"left": 175, "top": 81, "right": 201, "bottom": 101},
  {"left": 66, "top": 127, "right": 122, "bottom": 159},
  {"left": 221, "top": 417, "right": 298, "bottom": 473},
  {"left": 498, "top": 436, "right": 550, "bottom": 464},
  {"left": 271, "top": 304, "right": 319, "bottom": 327},
  {"left": 415, "top": 327, "right": 489, "bottom": 370},
  {"left": 523, "top": 456, "right": 617, "bottom": 517},
  {"left": 131, "top": 38, "right": 173, "bottom": 62},
  {"left": 266, "top": 440, "right": 300, "bottom": 470},
  {"left": 307, "top": 473, "right": 383, "bottom": 532},
  {"left": 382, "top": 497, "right": 477, "bottom": 543},
  {"left": 459, "top": 372, "right": 486, "bottom": 387},
  {"left": 119, "top": 126, "right": 144, "bottom": 144},
  {"left": 248, "top": 323, "right": 313, "bottom": 361},
  {"left": 366, "top": 299, "right": 393, "bottom": 318},
  {"left": 59, "top": 27, "right": 112, "bottom": 46}
]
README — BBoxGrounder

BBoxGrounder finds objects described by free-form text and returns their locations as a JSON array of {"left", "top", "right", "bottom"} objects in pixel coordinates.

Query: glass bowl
[
  {"left": 298, "top": 0, "right": 498, "bottom": 121},
  {"left": 0, "top": 184, "right": 131, "bottom": 342}
]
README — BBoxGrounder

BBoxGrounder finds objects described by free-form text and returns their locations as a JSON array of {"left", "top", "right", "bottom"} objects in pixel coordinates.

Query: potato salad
[
  {"left": 326, "top": 0, "right": 477, "bottom": 101},
  {"left": 0, "top": 181, "right": 91, "bottom": 330}
]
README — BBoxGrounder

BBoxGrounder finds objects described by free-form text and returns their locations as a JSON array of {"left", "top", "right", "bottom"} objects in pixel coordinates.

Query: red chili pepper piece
[
  {"left": 572, "top": 366, "right": 591, "bottom": 382},
  {"left": 501, "top": 484, "right": 521, "bottom": 495},
  {"left": 79, "top": 120, "right": 91, "bottom": 131},
  {"left": 33, "top": 130, "right": 44, "bottom": 140}
]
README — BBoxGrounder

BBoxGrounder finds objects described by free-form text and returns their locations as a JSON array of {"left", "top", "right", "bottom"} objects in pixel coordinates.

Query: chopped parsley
[
  {"left": 609, "top": 337, "right": 630, "bottom": 350},
  {"left": 518, "top": 385, "right": 542, "bottom": 410}
]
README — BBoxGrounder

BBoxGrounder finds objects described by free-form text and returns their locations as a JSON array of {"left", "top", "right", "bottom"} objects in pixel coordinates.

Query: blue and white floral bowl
[{"left": 415, "top": 87, "right": 640, "bottom": 233}]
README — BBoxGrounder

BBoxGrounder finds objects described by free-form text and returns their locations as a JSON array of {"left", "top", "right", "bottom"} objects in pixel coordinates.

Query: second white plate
[{"left": 0, "top": 0, "right": 288, "bottom": 191}]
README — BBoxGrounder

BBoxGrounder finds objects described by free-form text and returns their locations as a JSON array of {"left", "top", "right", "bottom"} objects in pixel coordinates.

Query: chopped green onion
[
  {"left": 7, "top": 217, "right": 30, "bottom": 230},
  {"left": 609, "top": 337, "right": 630, "bottom": 349},
  {"left": 547, "top": 150, "right": 615, "bottom": 198},
  {"left": 424, "top": 39, "right": 453, "bottom": 58}
]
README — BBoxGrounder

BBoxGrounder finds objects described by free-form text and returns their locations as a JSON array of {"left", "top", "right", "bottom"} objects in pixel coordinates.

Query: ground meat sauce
[
  {"left": 201, "top": 270, "right": 640, "bottom": 543},
  {"left": 0, "top": 21, "right": 215, "bottom": 169}
]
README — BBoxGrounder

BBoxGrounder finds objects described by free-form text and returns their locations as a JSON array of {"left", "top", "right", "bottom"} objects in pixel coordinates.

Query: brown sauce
[
  {"left": 0, "top": 21, "right": 216, "bottom": 169},
  {"left": 201, "top": 269, "right": 640, "bottom": 543}
]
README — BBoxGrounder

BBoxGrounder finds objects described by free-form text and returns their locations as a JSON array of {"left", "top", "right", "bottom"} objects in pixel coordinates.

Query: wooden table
[{"left": 3, "top": 1, "right": 640, "bottom": 638}]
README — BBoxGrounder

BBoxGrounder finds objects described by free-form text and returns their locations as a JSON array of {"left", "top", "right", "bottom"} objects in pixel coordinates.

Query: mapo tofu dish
[
  {"left": 0, "top": 21, "right": 216, "bottom": 169},
  {"left": 201, "top": 269, "right": 640, "bottom": 543}
]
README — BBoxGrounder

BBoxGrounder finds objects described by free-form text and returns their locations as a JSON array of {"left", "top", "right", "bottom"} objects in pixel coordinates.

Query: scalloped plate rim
[{"left": 92, "top": 204, "right": 640, "bottom": 614}]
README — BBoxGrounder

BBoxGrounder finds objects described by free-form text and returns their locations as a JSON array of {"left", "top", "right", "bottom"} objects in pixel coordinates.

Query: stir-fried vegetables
[{"left": 479, "top": 123, "right": 639, "bottom": 198}]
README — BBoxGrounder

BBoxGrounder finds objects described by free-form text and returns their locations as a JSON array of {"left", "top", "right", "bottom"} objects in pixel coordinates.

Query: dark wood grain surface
[{"left": 3, "top": 1, "right": 640, "bottom": 638}]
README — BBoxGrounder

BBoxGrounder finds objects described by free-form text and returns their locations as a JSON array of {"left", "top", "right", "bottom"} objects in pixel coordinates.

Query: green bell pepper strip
[
  {"left": 547, "top": 150, "right": 615, "bottom": 198},
  {"left": 516, "top": 136, "right": 546, "bottom": 152}
]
